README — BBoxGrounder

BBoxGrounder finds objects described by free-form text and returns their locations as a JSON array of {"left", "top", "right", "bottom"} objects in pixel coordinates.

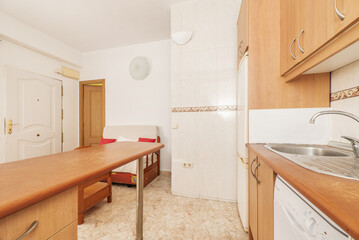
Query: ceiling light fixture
[{"left": 171, "top": 31, "right": 193, "bottom": 45}]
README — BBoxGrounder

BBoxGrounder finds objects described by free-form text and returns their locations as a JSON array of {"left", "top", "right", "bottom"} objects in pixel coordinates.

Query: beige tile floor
[{"left": 78, "top": 174, "right": 248, "bottom": 240}]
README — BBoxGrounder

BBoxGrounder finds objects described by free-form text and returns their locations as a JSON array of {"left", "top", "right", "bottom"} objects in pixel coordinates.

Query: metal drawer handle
[
  {"left": 334, "top": 0, "right": 345, "bottom": 20},
  {"left": 298, "top": 29, "right": 304, "bottom": 53},
  {"left": 290, "top": 38, "right": 296, "bottom": 60},
  {"left": 16, "top": 220, "right": 38, "bottom": 240},
  {"left": 253, "top": 163, "right": 261, "bottom": 184}
]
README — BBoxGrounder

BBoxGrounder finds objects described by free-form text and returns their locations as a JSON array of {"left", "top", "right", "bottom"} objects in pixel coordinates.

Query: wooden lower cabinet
[
  {"left": 0, "top": 187, "right": 77, "bottom": 240},
  {"left": 249, "top": 151, "right": 275, "bottom": 240}
]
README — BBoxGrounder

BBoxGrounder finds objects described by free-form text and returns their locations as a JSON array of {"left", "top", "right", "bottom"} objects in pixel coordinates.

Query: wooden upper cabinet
[
  {"left": 327, "top": 0, "right": 359, "bottom": 38},
  {"left": 237, "top": 0, "right": 248, "bottom": 67},
  {"left": 280, "top": 0, "right": 299, "bottom": 75},
  {"left": 281, "top": 0, "right": 359, "bottom": 79},
  {"left": 297, "top": 0, "right": 328, "bottom": 60}
]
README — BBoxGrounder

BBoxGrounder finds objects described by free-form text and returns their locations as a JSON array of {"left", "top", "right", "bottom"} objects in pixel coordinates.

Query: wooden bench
[
  {"left": 77, "top": 172, "right": 112, "bottom": 225},
  {"left": 74, "top": 146, "right": 112, "bottom": 225}
]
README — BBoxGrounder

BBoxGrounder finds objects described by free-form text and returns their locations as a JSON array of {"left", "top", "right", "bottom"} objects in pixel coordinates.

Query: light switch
[{"left": 172, "top": 123, "right": 178, "bottom": 129}]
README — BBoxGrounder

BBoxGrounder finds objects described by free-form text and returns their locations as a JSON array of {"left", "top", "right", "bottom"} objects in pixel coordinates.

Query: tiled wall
[
  {"left": 171, "top": 0, "right": 240, "bottom": 201},
  {"left": 249, "top": 108, "right": 330, "bottom": 144},
  {"left": 330, "top": 60, "right": 359, "bottom": 143}
]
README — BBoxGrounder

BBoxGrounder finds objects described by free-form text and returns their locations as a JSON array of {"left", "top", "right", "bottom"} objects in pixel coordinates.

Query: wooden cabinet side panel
[
  {"left": 257, "top": 159, "right": 275, "bottom": 240},
  {"left": 248, "top": 152, "right": 258, "bottom": 240}
]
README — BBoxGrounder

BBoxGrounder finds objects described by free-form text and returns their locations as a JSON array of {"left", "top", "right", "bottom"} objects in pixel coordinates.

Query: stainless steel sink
[
  {"left": 268, "top": 144, "right": 350, "bottom": 157},
  {"left": 265, "top": 144, "right": 359, "bottom": 180}
]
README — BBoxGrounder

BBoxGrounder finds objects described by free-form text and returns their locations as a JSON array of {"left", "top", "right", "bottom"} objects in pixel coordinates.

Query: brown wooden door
[
  {"left": 248, "top": 153, "right": 258, "bottom": 240},
  {"left": 257, "top": 158, "right": 275, "bottom": 240},
  {"left": 83, "top": 85, "right": 104, "bottom": 146},
  {"left": 280, "top": 0, "right": 299, "bottom": 75},
  {"left": 328, "top": 0, "right": 359, "bottom": 39},
  {"left": 297, "top": 0, "right": 328, "bottom": 61},
  {"left": 237, "top": 0, "right": 248, "bottom": 68}
]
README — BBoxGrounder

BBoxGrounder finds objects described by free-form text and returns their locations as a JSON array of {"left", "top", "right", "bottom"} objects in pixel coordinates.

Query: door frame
[{"left": 79, "top": 79, "right": 105, "bottom": 146}]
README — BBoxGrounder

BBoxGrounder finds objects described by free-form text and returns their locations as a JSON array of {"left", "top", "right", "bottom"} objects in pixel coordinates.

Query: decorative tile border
[
  {"left": 331, "top": 86, "right": 359, "bottom": 102},
  {"left": 172, "top": 105, "right": 238, "bottom": 112}
]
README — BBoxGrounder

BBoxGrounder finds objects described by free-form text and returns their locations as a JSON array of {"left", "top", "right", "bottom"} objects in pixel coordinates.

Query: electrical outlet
[{"left": 182, "top": 162, "right": 193, "bottom": 168}]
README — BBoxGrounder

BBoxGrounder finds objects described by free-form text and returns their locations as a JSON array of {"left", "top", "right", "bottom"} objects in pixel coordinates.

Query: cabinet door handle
[
  {"left": 290, "top": 38, "right": 296, "bottom": 60},
  {"left": 297, "top": 29, "right": 305, "bottom": 53},
  {"left": 253, "top": 163, "right": 261, "bottom": 185},
  {"left": 250, "top": 158, "right": 256, "bottom": 177},
  {"left": 250, "top": 158, "right": 261, "bottom": 184},
  {"left": 238, "top": 40, "right": 243, "bottom": 56},
  {"left": 334, "top": 0, "right": 345, "bottom": 20},
  {"left": 16, "top": 220, "right": 38, "bottom": 240}
]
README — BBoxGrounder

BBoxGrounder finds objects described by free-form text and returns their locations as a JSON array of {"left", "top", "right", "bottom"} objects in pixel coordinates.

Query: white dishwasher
[{"left": 274, "top": 176, "right": 352, "bottom": 240}]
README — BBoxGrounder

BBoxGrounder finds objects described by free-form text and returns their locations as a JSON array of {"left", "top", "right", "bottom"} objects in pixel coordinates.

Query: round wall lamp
[
  {"left": 129, "top": 56, "right": 150, "bottom": 80},
  {"left": 171, "top": 31, "right": 193, "bottom": 45}
]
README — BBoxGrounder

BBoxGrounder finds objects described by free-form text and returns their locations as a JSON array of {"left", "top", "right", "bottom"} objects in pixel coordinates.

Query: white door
[{"left": 5, "top": 66, "right": 62, "bottom": 162}]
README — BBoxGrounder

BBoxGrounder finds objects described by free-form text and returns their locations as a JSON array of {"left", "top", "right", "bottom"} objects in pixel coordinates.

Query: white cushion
[
  {"left": 117, "top": 136, "right": 137, "bottom": 142},
  {"left": 103, "top": 125, "right": 158, "bottom": 140}
]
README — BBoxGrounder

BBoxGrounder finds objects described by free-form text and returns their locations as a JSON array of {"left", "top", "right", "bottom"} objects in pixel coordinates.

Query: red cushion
[
  {"left": 138, "top": 138, "right": 156, "bottom": 143},
  {"left": 99, "top": 138, "right": 116, "bottom": 145}
]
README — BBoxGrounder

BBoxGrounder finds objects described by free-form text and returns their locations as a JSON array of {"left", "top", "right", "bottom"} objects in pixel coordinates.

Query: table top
[{"left": 0, "top": 142, "right": 164, "bottom": 219}]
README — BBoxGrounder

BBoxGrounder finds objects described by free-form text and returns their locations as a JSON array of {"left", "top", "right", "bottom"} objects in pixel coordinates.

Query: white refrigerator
[{"left": 236, "top": 54, "right": 249, "bottom": 231}]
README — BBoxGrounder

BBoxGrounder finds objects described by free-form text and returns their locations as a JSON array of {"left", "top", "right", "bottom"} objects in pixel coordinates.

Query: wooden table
[{"left": 0, "top": 142, "right": 164, "bottom": 240}]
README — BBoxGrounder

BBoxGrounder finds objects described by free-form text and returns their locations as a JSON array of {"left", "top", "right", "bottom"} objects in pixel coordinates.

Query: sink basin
[
  {"left": 268, "top": 145, "right": 349, "bottom": 157},
  {"left": 264, "top": 144, "right": 359, "bottom": 180}
]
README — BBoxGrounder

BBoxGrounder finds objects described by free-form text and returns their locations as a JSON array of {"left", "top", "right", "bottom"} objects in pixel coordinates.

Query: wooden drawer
[
  {"left": 0, "top": 187, "right": 77, "bottom": 240},
  {"left": 48, "top": 220, "right": 77, "bottom": 240}
]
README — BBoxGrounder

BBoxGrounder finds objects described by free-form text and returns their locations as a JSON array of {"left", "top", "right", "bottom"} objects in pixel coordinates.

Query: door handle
[
  {"left": 290, "top": 38, "right": 296, "bottom": 60},
  {"left": 253, "top": 162, "right": 261, "bottom": 184},
  {"left": 334, "top": 0, "right": 345, "bottom": 20},
  {"left": 297, "top": 29, "right": 305, "bottom": 53},
  {"left": 8, "top": 119, "right": 13, "bottom": 134},
  {"left": 250, "top": 157, "right": 261, "bottom": 184}
]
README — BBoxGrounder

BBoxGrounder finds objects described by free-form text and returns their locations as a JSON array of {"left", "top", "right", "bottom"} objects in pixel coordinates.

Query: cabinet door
[
  {"left": 297, "top": 0, "right": 328, "bottom": 60},
  {"left": 280, "top": 0, "right": 299, "bottom": 75},
  {"left": 257, "top": 159, "right": 275, "bottom": 240},
  {"left": 237, "top": 0, "right": 248, "bottom": 67},
  {"left": 248, "top": 153, "right": 258, "bottom": 240},
  {"left": 328, "top": 0, "right": 359, "bottom": 38}
]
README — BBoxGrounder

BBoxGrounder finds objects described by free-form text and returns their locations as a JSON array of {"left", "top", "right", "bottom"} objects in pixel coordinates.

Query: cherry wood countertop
[
  {"left": 0, "top": 142, "right": 164, "bottom": 219},
  {"left": 248, "top": 144, "right": 359, "bottom": 239}
]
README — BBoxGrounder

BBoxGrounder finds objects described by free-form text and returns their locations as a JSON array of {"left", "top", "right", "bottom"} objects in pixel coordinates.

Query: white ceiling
[{"left": 0, "top": 0, "right": 189, "bottom": 52}]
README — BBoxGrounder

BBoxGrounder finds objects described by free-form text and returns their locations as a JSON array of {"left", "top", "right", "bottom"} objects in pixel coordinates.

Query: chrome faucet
[{"left": 309, "top": 110, "right": 359, "bottom": 158}]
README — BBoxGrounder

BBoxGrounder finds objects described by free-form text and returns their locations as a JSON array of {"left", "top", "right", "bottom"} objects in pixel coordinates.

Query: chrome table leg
[{"left": 136, "top": 156, "right": 144, "bottom": 240}]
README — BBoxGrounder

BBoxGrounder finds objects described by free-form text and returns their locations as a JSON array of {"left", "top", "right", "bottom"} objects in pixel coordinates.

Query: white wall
[
  {"left": 0, "top": 10, "right": 82, "bottom": 66},
  {"left": 330, "top": 60, "right": 359, "bottom": 144},
  {"left": 0, "top": 40, "right": 79, "bottom": 163},
  {"left": 171, "top": 0, "right": 241, "bottom": 202},
  {"left": 249, "top": 108, "right": 330, "bottom": 144},
  {"left": 81, "top": 40, "right": 172, "bottom": 171}
]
